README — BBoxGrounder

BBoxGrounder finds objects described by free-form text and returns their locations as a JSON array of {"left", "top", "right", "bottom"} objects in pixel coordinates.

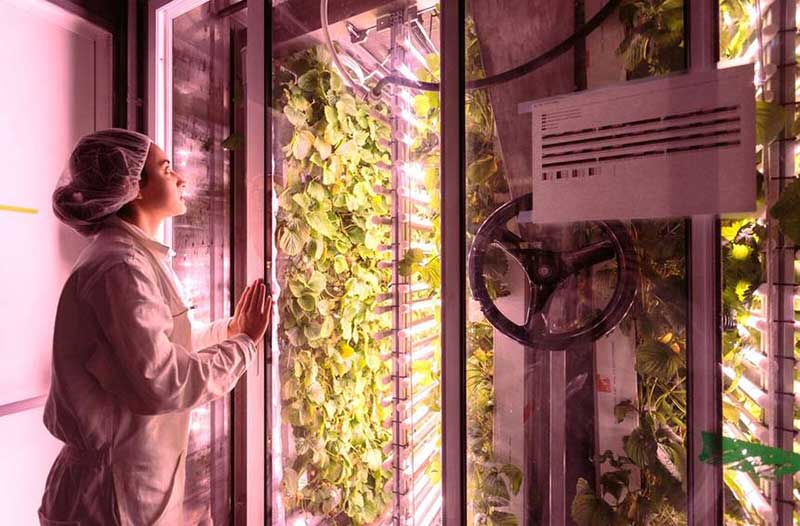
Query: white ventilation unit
[{"left": 519, "top": 64, "right": 756, "bottom": 223}]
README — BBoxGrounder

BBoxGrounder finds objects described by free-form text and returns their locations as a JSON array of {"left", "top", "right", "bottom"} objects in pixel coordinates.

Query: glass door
[
  {"left": 462, "top": 3, "right": 690, "bottom": 522},
  {"left": 150, "top": 1, "right": 250, "bottom": 523},
  {"left": 460, "top": 1, "right": 800, "bottom": 525},
  {"left": 268, "top": 1, "right": 443, "bottom": 524}
]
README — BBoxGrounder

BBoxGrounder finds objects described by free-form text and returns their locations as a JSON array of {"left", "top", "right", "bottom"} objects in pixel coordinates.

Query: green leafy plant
[
  {"left": 465, "top": 17, "right": 511, "bottom": 301},
  {"left": 617, "top": 0, "right": 685, "bottom": 78},
  {"left": 467, "top": 322, "right": 524, "bottom": 526},
  {"left": 719, "top": 0, "right": 758, "bottom": 60},
  {"left": 769, "top": 179, "right": 800, "bottom": 245},
  {"left": 570, "top": 219, "right": 690, "bottom": 526}
]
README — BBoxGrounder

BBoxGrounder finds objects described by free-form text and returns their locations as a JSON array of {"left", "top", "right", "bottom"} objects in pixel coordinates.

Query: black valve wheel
[{"left": 468, "top": 193, "right": 638, "bottom": 350}]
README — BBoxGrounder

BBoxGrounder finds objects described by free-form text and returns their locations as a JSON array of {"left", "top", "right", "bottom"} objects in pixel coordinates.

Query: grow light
[
  {"left": 398, "top": 88, "right": 414, "bottom": 104},
  {"left": 403, "top": 214, "right": 434, "bottom": 231},
  {"left": 400, "top": 109, "right": 425, "bottom": 130},
  {"left": 722, "top": 365, "right": 769, "bottom": 406},
  {"left": 403, "top": 37, "right": 431, "bottom": 73},
  {"left": 399, "top": 316, "right": 437, "bottom": 338},
  {"left": 741, "top": 346, "right": 768, "bottom": 369},
  {"left": 397, "top": 63, "right": 419, "bottom": 82},
  {"left": 400, "top": 188, "right": 432, "bottom": 205}
]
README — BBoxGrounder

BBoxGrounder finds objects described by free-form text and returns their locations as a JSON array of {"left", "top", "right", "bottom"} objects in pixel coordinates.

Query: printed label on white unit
[{"left": 519, "top": 64, "right": 756, "bottom": 223}]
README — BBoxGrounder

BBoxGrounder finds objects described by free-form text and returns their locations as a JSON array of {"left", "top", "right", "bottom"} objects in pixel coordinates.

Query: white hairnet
[{"left": 53, "top": 128, "right": 152, "bottom": 236}]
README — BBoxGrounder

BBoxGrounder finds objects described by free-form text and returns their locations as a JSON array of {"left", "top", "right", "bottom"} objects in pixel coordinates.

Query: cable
[
  {"left": 321, "top": 0, "right": 361, "bottom": 90},
  {"left": 370, "top": 0, "right": 621, "bottom": 96}
]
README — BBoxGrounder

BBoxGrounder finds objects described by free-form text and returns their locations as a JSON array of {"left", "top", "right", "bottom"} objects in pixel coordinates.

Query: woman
[{"left": 40, "top": 128, "right": 270, "bottom": 525}]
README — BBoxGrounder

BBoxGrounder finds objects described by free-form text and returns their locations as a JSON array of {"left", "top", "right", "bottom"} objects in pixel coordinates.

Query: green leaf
[
  {"left": 292, "top": 192, "right": 312, "bottom": 210},
  {"left": 281, "top": 467, "right": 299, "bottom": 498},
  {"left": 305, "top": 238, "right": 324, "bottom": 260},
  {"left": 635, "top": 340, "right": 682, "bottom": 380},
  {"left": 307, "top": 271, "right": 327, "bottom": 295},
  {"left": 298, "top": 294, "right": 317, "bottom": 312},
  {"left": 307, "top": 380, "right": 325, "bottom": 403},
  {"left": 221, "top": 133, "right": 244, "bottom": 151},
  {"left": 466, "top": 155, "right": 498, "bottom": 184},
  {"left": 488, "top": 511, "right": 519, "bottom": 526},
  {"left": 500, "top": 463, "right": 523, "bottom": 495},
  {"left": 413, "top": 93, "right": 431, "bottom": 116},
  {"left": 324, "top": 105, "right": 337, "bottom": 124},
  {"left": 613, "top": 400, "right": 637, "bottom": 423},
  {"left": 365, "top": 354, "right": 380, "bottom": 371},
  {"left": 756, "top": 100, "right": 786, "bottom": 146},
  {"left": 292, "top": 130, "right": 315, "bottom": 160},
  {"left": 624, "top": 427, "right": 654, "bottom": 468},
  {"left": 284, "top": 105, "right": 306, "bottom": 127},
  {"left": 599, "top": 469, "right": 629, "bottom": 502},
  {"left": 319, "top": 316, "right": 334, "bottom": 338},
  {"left": 314, "top": 136, "right": 332, "bottom": 160},
  {"left": 398, "top": 248, "right": 425, "bottom": 276},
  {"left": 306, "top": 181, "right": 326, "bottom": 201},
  {"left": 364, "top": 228, "right": 382, "bottom": 250},
  {"left": 306, "top": 210, "right": 337, "bottom": 237},
  {"left": 277, "top": 226, "right": 308, "bottom": 256},
  {"left": 304, "top": 320, "right": 324, "bottom": 340},
  {"left": 570, "top": 478, "right": 614, "bottom": 526},
  {"left": 768, "top": 179, "right": 800, "bottom": 244},
  {"left": 333, "top": 254, "right": 348, "bottom": 274},
  {"left": 335, "top": 139, "right": 358, "bottom": 161},
  {"left": 288, "top": 278, "right": 305, "bottom": 298},
  {"left": 297, "top": 69, "right": 319, "bottom": 92},
  {"left": 363, "top": 449, "right": 382, "bottom": 470},
  {"left": 335, "top": 95, "right": 357, "bottom": 117}
]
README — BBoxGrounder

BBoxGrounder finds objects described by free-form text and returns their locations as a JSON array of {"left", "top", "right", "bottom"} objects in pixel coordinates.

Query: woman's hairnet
[{"left": 53, "top": 128, "right": 152, "bottom": 236}]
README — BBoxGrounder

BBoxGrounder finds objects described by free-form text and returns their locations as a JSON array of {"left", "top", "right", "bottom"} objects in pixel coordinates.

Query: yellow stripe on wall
[{"left": 0, "top": 204, "right": 38, "bottom": 214}]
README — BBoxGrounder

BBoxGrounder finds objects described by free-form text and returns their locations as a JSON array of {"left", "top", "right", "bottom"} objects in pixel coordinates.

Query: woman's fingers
[
  {"left": 251, "top": 282, "right": 266, "bottom": 315},
  {"left": 241, "top": 281, "right": 257, "bottom": 313}
]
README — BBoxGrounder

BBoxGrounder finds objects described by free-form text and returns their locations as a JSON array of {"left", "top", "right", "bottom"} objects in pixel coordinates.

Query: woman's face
[{"left": 140, "top": 144, "right": 187, "bottom": 218}]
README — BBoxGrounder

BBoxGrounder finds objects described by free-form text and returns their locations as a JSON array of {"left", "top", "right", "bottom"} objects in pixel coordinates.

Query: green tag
[{"left": 700, "top": 432, "right": 800, "bottom": 478}]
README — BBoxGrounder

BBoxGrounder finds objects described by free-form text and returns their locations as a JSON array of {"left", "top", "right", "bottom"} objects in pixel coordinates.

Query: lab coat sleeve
[
  {"left": 86, "top": 261, "right": 256, "bottom": 415},
  {"left": 191, "top": 316, "right": 234, "bottom": 350}
]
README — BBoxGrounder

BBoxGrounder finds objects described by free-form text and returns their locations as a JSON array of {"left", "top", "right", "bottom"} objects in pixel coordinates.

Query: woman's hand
[{"left": 228, "top": 280, "right": 272, "bottom": 344}]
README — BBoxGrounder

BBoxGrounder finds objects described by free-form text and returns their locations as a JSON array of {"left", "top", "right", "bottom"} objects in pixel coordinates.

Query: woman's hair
[{"left": 53, "top": 128, "right": 152, "bottom": 236}]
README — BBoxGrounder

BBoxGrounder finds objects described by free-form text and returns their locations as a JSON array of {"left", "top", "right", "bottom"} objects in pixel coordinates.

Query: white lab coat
[{"left": 38, "top": 217, "right": 255, "bottom": 526}]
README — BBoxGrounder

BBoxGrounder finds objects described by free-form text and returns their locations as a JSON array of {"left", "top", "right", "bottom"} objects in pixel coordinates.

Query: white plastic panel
[
  {"left": 0, "top": 0, "right": 111, "bottom": 406},
  {"left": 520, "top": 64, "right": 756, "bottom": 223}
]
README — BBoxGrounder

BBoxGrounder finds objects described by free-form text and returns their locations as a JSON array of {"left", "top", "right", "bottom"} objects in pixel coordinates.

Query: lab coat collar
[{"left": 103, "top": 216, "right": 175, "bottom": 262}]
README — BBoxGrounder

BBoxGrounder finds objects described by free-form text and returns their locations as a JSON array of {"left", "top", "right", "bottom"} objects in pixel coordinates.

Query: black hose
[{"left": 371, "top": 0, "right": 621, "bottom": 96}]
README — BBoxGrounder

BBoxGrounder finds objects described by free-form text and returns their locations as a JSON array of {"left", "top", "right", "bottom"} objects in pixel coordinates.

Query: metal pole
[
  {"left": 685, "top": 1, "right": 723, "bottom": 525},
  {"left": 440, "top": 0, "right": 466, "bottom": 523},
  {"left": 765, "top": 1, "right": 796, "bottom": 523}
]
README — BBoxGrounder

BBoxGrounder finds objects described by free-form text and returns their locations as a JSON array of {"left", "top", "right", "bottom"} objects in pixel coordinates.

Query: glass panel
[
  {"left": 171, "top": 3, "right": 239, "bottom": 524},
  {"left": 719, "top": 1, "right": 799, "bottom": 524},
  {"left": 464, "top": 3, "right": 688, "bottom": 525},
  {"left": 270, "top": 2, "right": 442, "bottom": 524}
]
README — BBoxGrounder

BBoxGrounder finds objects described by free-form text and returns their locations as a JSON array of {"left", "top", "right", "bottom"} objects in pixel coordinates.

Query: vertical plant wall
[
  {"left": 275, "top": 48, "right": 394, "bottom": 525},
  {"left": 274, "top": 42, "right": 446, "bottom": 524}
]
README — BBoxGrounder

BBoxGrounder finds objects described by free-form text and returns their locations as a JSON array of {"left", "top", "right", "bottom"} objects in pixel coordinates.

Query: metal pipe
[
  {"left": 216, "top": 0, "right": 246, "bottom": 19},
  {"left": 686, "top": 1, "right": 724, "bottom": 524}
]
